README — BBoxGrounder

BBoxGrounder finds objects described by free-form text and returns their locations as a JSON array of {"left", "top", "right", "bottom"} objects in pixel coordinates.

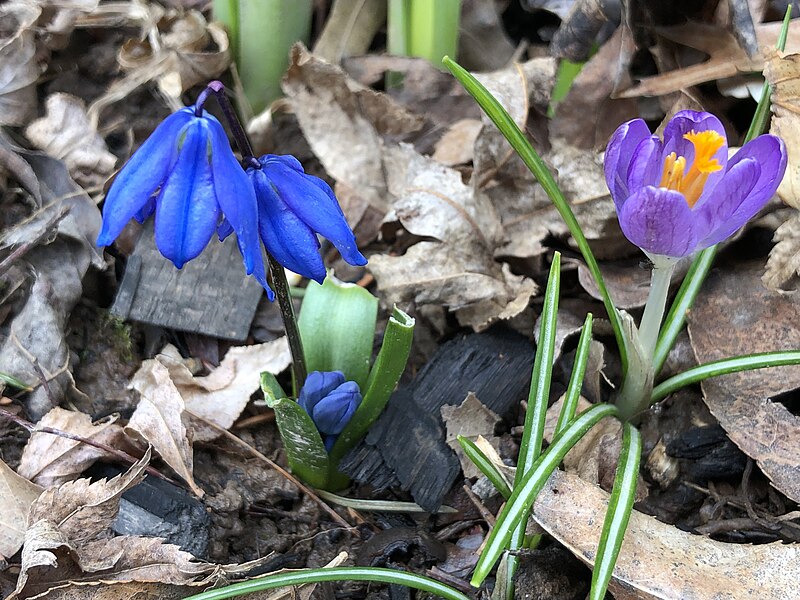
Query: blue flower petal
[
  {"left": 153, "top": 119, "right": 219, "bottom": 268},
  {"left": 260, "top": 158, "right": 367, "bottom": 268},
  {"left": 97, "top": 108, "right": 193, "bottom": 247},
  {"left": 298, "top": 371, "right": 346, "bottom": 413},
  {"left": 604, "top": 119, "right": 651, "bottom": 206},
  {"left": 250, "top": 167, "right": 327, "bottom": 283},
  {"left": 206, "top": 115, "right": 272, "bottom": 296},
  {"left": 310, "top": 380, "right": 362, "bottom": 435}
]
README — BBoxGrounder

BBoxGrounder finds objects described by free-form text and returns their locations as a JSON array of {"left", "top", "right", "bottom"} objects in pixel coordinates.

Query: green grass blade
[
  {"left": 457, "top": 435, "right": 512, "bottom": 499},
  {"left": 515, "top": 252, "right": 561, "bottom": 483},
  {"left": 555, "top": 313, "right": 593, "bottom": 436},
  {"left": 442, "top": 56, "right": 627, "bottom": 375},
  {"left": 653, "top": 6, "right": 790, "bottom": 374},
  {"left": 471, "top": 403, "right": 620, "bottom": 587},
  {"left": 651, "top": 350, "right": 800, "bottom": 404},
  {"left": 590, "top": 423, "right": 641, "bottom": 600},
  {"left": 181, "top": 566, "right": 471, "bottom": 600},
  {"left": 0, "top": 371, "right": 32, "bottom": 391}
]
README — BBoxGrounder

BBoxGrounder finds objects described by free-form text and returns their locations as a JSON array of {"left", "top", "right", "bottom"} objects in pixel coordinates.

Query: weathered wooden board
[{"left": 111, "top": 224, "right": 263, "bottom": 341}]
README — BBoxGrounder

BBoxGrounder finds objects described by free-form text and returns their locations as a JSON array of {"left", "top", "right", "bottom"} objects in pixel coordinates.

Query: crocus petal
[
  {"left": 661, "top": 110, "right": 728, "bottom": 203},
  {"left": 97, "top": 108, "right": 193, "bottom": 247},
  {"left": 604, "top": 119, "right": 651, "bottom": 205},
  {"left": 311, "top": 380, "right": 362, "bottom": 435},
  {"left": 260, "top": 158, "right": 367, "bottom": 268},
  {"left": 206, "top": 115, "right": 271, "bottom": 294},
  {"left": 617, "top": 186, "right": 700, "bottom": 258},
  {"left": 721, "top": 134, "right": 787, "bottom": 210},
  {"left": 298, "top": 371, "right": 346, "bottom": 413},
  {"left": 626, "top": 135, "right": 663, "bottom": 194},
  {"left": 250, "top": 168, "right": 327, "bottom": 283},
  {"left": 695, "top": 157, "right": 761, "bottom": 249},
  {"left": 154, "top": 120, "right": 219, "bottom": 268}
]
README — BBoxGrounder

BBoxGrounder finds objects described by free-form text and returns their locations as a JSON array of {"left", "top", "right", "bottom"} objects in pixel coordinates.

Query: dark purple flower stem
[{"left": 199, "top": 81, "right": 307, "bottom": 389}]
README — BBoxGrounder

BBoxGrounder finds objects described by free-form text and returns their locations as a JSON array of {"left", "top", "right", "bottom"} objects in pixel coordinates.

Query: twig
[
  {"left": 0, "top": 407, "right": 177, "bottom": 484},
  {"left": 185, "top": 408, "right": 351, "bottom": 528}
]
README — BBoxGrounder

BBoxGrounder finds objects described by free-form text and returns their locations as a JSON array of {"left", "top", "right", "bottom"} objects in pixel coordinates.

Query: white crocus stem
[{"left": 638, "top": 256, "right": 678, "bottom": 359}]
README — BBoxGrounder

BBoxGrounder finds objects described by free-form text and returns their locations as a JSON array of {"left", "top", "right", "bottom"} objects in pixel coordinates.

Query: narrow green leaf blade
[
  {"left": 442, "top": 56, "right": 627, "bottom": 375},
  {"left": 261, "top": 375, "right": 329, "bottom": 488},
  {"left": 555, "top": 313, "right": 593, "bottom": 436},
  {"left": 181, "top": 566, "right": 471, "bottom": 600},
  {"left": 298, "top": 277, "right": 378, "bottom": 389},
  {"left": 457, "top": 435, "right": 512, "bottom": 499},
  {"left": 471, "top": 403, "right": 620, "bottom": 586},
  {"left": 590, "top": 423, "right": 641, "bottom": 600},
  {"left": 651, "top": 350, "right": 800, "bottom": 404}
]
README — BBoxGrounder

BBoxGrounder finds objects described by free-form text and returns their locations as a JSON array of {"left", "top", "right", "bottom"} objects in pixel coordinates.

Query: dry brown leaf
[
  {"left": 441, "top": 393, "right": 502, "bottom": 479},
  {"left": 432, "top": 118, "right": 483, "bottom": 166},
  {"left": 18, "top": 407, "right": 124, "bottom": 488},
  {"left": 764, "top": 212, "right": 800, "bottom": 289},
  {"left": 687, "top": 260, "right": 800, "bottom": 503},
  {"left": 0, "top": 458, "right": 42, "bottom": 559},
  {"left": 534, "top": 470, "right": 800, "bottom": 599},
  {"left": 620, "top": 20, "right": 800, "bottom": 99},
  {"left": 88, "top": 8, "right": 229, "bottom": 119},
  {"left": 146, "top": 338, "right": 290, "bottom": 442},
  {"left": 127, "top": 362, "right": 204, "bottom": 497},
  {"left": 25, "top": 94, "right": 117, "bottom": 189},
  {"left": 765, "top": 50, "right": 800, "bottom": 209},
  {"left": 0, "top": 2, "right": 40, "bottom": 126}
]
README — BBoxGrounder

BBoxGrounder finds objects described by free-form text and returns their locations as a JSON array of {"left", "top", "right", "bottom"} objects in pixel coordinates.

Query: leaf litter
[{"left": 2, "top": 2, "right": 800, "bottom": 599}]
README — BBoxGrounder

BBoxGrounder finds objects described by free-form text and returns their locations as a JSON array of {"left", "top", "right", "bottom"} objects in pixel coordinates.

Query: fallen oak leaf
[{"left": 127, "top": 362, "right": 204, "bottom": 497}]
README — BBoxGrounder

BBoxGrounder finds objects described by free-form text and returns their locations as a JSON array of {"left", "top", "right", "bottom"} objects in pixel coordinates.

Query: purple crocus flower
[
  {"left": 605, "top": 110, "right": 787, "bottom": 258},
  {"left": 298, "top": 370, "right": 362, "bottom": 451}
]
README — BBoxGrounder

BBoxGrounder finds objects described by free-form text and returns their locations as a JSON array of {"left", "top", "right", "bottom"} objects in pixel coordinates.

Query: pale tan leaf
[
  {"left": 25, "top": 94, "right": 117, "bottom": 189},
  {"left": 151, "top": 338, "right": 291, "bottom": 442},
  {"left": 533, "top": 470, "right": 800, "bottom": 599},
  {"left": 127, "top": 362, "right": 204, "bottom": 497},
  {"left": 28, "top": 449, "right": 150, "bottom": 540},
  {"left": 432, "top": 118, "right": 483, "bottom": 166},
  {"left": 764, "top": 212, "right": 800, "bottom": 289},
  {"left": 18, "top": 407, "right": 124, "bottom": 488},
  {"left": 765, "top": 50, "right": 800, "bottom": 209},
  {"left": 0, "top": 458, "right": 42, "bottom": 559},
  {"left": 0, "top": 2, "right": 40, "bottom": 126},
  {"left": 441, "top": 393, "right": 502, "bottom": 479}
]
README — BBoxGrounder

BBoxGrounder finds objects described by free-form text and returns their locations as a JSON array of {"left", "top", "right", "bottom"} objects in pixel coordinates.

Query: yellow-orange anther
[{"left": 658, "top": 129, "right": 725, "bottom": 207}]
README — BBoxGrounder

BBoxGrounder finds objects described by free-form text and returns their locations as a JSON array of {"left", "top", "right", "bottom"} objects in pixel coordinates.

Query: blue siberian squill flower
[
  {"left": 298, "top": 370, "right": 362, "bottom": 451},
  {"left": 96, "top": 105, "right": 269, "bottom": 294},
  {"left": 246, "top": 155, "right": 367, "bottom": 283},
  {"left": 605, "top": 110, "right": 787, "bottom": 258}
]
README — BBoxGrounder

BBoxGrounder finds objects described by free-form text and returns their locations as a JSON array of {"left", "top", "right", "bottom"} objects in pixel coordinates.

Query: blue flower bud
[
  {"left": 298, "top": 371, "right": 362, "bottom": 451},
  {"left": 247, "top": 155, "right": 368, "bottom": 283},
  {"left": 96, "top": 106, "right": 272, "bottom": 298}
]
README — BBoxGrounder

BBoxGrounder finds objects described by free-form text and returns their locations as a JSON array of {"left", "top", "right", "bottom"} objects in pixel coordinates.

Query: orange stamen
[{"left": 658, "top": 129, "right": 725, "bottom": 207}]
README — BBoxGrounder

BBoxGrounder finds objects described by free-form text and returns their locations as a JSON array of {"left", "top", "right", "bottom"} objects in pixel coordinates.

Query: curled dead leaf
[
  {"left": 0, "top": 2, "right": 40, "bottom": 126},
  {"left": 0, "top": 458, "right": 42, "bottom": 559}
]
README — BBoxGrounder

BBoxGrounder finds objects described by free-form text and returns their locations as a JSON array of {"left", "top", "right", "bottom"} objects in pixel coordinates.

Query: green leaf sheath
[{"left": 298, "top": 278, "right": 378, "bottom": 389}]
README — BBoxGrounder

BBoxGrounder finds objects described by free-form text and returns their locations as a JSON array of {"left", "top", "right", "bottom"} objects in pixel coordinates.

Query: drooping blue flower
[
  {"left": 605, "top": 110, "right": 787, "bottom": 259},
  {"left": 246, "top": 155, "right": 367, "bottom": 283},
  {"left": 96, "top": 105, "right": 270, "bottom": 296},
  {"left": 298, "top": 370, "right": 362, "bottom": 451}
]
